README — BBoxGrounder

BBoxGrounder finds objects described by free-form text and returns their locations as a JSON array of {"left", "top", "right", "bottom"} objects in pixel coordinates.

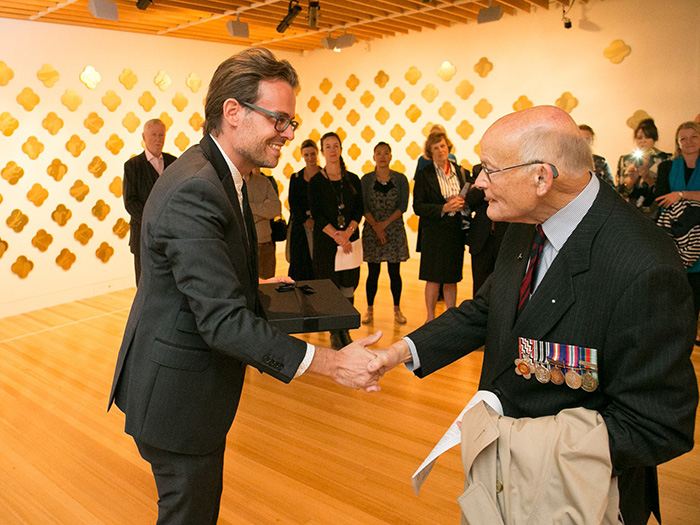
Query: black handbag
[{"left": 270, "top": 216, "right": 288, "bottom": 242}]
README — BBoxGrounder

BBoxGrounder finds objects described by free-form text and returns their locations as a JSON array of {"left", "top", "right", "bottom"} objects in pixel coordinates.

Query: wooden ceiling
[{"left": 2, "top": 0, "right": 571, "bottom": 53}]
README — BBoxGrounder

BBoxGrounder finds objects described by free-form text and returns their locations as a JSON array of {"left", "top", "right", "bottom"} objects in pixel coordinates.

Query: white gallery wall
[{"left": 1, "top": 0, "right": 698, "bottom": 318}]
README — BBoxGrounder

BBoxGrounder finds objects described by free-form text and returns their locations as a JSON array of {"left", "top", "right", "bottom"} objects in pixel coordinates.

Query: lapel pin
[
  {"left": 551, "top": 299, "right": 556, "bottom": 303},
  {"left": 517, "top": 253, "right": 523, "bottom": 260}
]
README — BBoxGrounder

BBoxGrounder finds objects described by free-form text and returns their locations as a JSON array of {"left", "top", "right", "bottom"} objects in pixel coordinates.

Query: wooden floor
[{"left": 1, "top": 257, "right": 699, "bottom": 524}]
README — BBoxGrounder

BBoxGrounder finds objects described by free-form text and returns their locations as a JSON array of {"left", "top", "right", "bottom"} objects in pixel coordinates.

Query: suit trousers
[{"left": 135, "top": 438, "right": 226, "bottom": 525}]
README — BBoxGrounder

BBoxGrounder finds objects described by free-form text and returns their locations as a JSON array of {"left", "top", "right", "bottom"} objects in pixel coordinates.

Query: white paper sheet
[
  {"left": 334, "top": 238, "right": 363, "bottom": 271},
  {"left": 411, "top": 390, "right": 503, "bottom": 495}
]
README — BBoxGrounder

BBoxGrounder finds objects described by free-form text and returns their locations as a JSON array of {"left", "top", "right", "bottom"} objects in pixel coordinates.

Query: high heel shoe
[{"left": 394, "top": 308, "right": 407, "bottom": 325}]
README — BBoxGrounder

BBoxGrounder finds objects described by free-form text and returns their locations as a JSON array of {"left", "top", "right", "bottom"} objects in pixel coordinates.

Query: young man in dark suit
[
  {"left": 370, "top": 106, "right": 698, "bottom": 524},
  {"left": 109, "top": 49, "right": 381, "bottom": 524},
  {"left": 123, "top": 118, "right": 177, "bottom": 284}
]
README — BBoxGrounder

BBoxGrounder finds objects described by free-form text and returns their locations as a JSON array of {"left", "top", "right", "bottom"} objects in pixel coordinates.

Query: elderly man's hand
[{"left": 333, "top": 332, "right": 384, "bottom": 391}]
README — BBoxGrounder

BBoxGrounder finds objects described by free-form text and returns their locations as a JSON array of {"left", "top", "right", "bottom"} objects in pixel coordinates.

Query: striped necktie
[{"left": 518, "top": 225, "right": 546, "bottom": 313}]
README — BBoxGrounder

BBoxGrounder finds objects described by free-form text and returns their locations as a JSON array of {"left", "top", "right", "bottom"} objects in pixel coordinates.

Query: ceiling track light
[
  {"left": 308, "top": 1, "right": 320, "bottom": 29},
  {"left": 226, "top": 13, "right": 249, "bottom": 39},
  {"left": 477, "top": 0, "right": 502, "bottom": 24},
  {"left": 321, "top": 30, "right": 356, "bottom": 51},
  {"left": 135, "top": 0, "right": 152, "bottom": 11},
  {"left": 562, "top": 0, "right": 576, "bottom": 29},
  {"left": 88, "top": 0, "right": 118, "bottom": 21},
  {"left": 276, "top": 0, "right": 302, "bottom": 33}
]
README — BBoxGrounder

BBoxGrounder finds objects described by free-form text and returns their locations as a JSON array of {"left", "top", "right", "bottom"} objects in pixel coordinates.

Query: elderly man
[
  {"left": 123, "top": 118, "right": 177, "bottom": 284},
  {"left": 370, "top": 106, "right": 697, "bottom": 524},
  {"left": 109, "top": 48, "right": 380, "bottom": 524}
]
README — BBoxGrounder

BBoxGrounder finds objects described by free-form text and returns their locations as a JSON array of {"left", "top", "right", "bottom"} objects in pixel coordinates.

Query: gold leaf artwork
[
  {"left": 186, "top": 73, "right": 202, "bottom": 93},
  {"left": 456, "top": 120, "right": 474, "bottom": 140},
  {"left": 189, "top": 112, "right": 204, "bottom": 132},
  {"left": 336, "top": 128, "right": 347, "bottom": 143},
  {"left": 7, "top": 209, "right": 29, "bottom": 233},
  {"left": 308, "top": 129, "right": 321, "bottom": 144},
  {"left": 405, "top": 66, "right": 421, "bottom": 86},
  {"left": 92, "top": 199, "right": 111, "bottom": 221},
  {"left": 362, "top": 160, "right": 374, "bottom": 174},
  {"left": 27, "top": 183, "right": 49, "bottom": 206},
  {"left": 513, "top": 95, "right": 534, "bottom": 112},
  {"left": 74, "top": 223, "right": 94, "bottom": 245},
  {"left": 154, "top": 70, "right": 172, "bottom": 92},
  {"left": 406, "top": 214, "right": 419, "bottom": 233},
  {"left": 437, "top": 61, "right": 456, "bottom": 82},
  {"left": 22, "top": 136, "right": 45, "bottom": 160},
  {"left": 109, "top": 177, "right": 123, "bottom": 198},
  {"left": 390, "top": 87, "right": 405, "bottom": 106},
  {"left": 106, "top": 134, "right": 125, "bottom": 155},
  {"left": 42, "top": 112, "right": 63, "bottom": 135},
  {"left": 360, "top": 126, "right": 375, "bottom": 144},
  {"left": 122, "top": 112, "right": 141, "bottom": 133},
  {"left": 0, "top": 61, "right": 14, "bottom": 86},
  {"left": 319, "top": 78, "right": 332, "bottom": 95},
  {"left": 52, "top": 204, "right": 72, "bottom": 226},
  {"left": 0, "top": 112, "right": 19, "bottom": 136},
  {"left": 102, "top": 90, "right": 121, "bottom": 112},
  {"left": 294, "top": 113, "right": 303, "bottom": 129},
  {"left": 61, "top": 89, "right": 83, "bottom": 111},
  {"left": 332, "top": 93, "right": 346, "bottom": 111},
  {"left": 405, "top": 104, "right": 422, "bottom": 123},
  {"left": 80, "top": 65, "right": 101, "bottom": 89},
  {"left": 113, "top": 218, "right": 130, "bottom": 239},
  {"left": 406, "top": 141, "right": 423, "bottom": 160},
  {"left": 37, "top": 64, "right": 60, "bottom": 87},
  {"left": 391, "top": 160, "right": 405, "bottom": 173},
  {"left": 139, "top": 91, "right": 157, "bottom": 112},
  {"left": 473, "top": 143, "right": 482, "bottom": 157},
  {"left": 474, "top": 98, "right": 494, "bottom": 119},
  {"left": 320, "top": 111, "right": 334, "bottom": 128},
  {"left": 119, "top": 68, "right": 138, "bottom": 90},
  {"left": 604, "top": 39, "right": 631, "bottom": 64},
  {"left": 375, "top": 107, "right": 390, "bottom": 125},
  {"left": 32, "top": 229, "right": 53, "bottom": 252},
  {"left": 390, "top": 124, "right": 405, "bottom": 142},
  {"left": 438, "top": 101, "right": 456, "bottom": 121},
  {"left": 346, "top": 109, "right": 361, "bottom": 127},
  {"left": 66, "top": 135, "right": 86, "bottom": 157},
  {"left": 2, "top": 161, "right": 24, "bottom": 185},
  {"left": 47, "top": 158, "right": 68, "bottom": 181},
  {"left": 84, "top": 111, "right": 104, "bottom": 134},
  {"left": 307, "top": 97, "right": 320, "bottom": 112},
  {"left": 56, "top": 248, "right": 76, "bottom": 270},
  {"left": 17, "top": 87, "right": 40, "bottom": 111},
  {"left": 374, "top": 70, "right": 389, "bottom": 88},
  {"left": 172, "top": 92, "right": 188, "bottom": 112},
  {"left": 292, "top": 147, "right": 301, "bottom": 162},
  {"left": 11, "top": 256, "right": 34, "bottom": 279},
  {"left": 555, "top": 91, "right": 578, "bottom": 113},
  {"left": 346, "top": 74, "right": 360, "bottom": 92},
  {"left": 422, "top": 122, "right": 436, "bottom": 137},
  {"left": 409, "top": 179, "right": 415, "bottom": 194},
  {"left": 456, "top": 80, "right": 475, "bottom": 101},
  {"left": 0, "top": 193, "right": 2, "bottom": 204},
  {"left": 421, "top": 84, "right": 439, "bottom": 103},
  {"left": 96, "top": 242, "right": 115, "bottom": 263},
  {"left": 0, "top": 237, "right": 7, "bottom": 259},
  {"left": 360, "top": 90, "right": 375, "bottom": 109},
  {"left": 159, "top": 112, "right": 173, "bottom": 131},
  {"left": 88, "top": 156, "right": 107, "bottom": 178},
  {"left": 347, "top": 143, "right": 361, "bottom": 161},
  {"left": 626, "top": 110, "right": 651, "bottom": 130},
  {"left": 282, "top": 163, "right": 294, "bottom": 179},
  {"left": 174, "top": 132, "right": 190, "bottom": 152},
  {"left": 70, "top": 180, "right": 90, "bottom": 202},
  {"left": 474, "top": 57, "right": 494, "bottom": 78},
  {"left": 459, "top": 158, "right": 473, "bottom": 171}
]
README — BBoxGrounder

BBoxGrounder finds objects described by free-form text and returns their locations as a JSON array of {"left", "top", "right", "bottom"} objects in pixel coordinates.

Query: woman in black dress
[
  {"left": 287, "top": 139, "right": 320, "bottom": 281},
  {"left": 414, "top": 131, "right": 468, "bottom": 322},
  {"left": 308, "top": 132, "right": 363, "bottom": 349}
]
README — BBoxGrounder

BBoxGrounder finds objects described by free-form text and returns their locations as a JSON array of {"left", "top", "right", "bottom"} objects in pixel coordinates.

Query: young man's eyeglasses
[
  {"left": 480, "top": 161, "right": 559, "bottom": 182},
  {"left": 240, "top": 101, "right": 299, "bottom": 133}
]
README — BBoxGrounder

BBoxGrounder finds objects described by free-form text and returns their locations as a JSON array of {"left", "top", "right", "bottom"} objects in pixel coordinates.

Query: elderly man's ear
[{"left": 535, "top": 164, "right": 555, "bottom": 196}]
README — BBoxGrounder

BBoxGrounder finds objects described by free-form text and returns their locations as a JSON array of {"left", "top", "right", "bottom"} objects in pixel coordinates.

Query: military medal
[
  {"left": 514, "top": 357, "right": 535, "bottom": 379},
  {"left": 581, "top": 371, "right": 597, "bottom": 392},
  {"left": 550, "top": 363, "right": 565, "bottom": 385},
  {"left": 565, "top": 369, "right": 581, "bottom": 389},
  {"left": 534, "top": 341, "right": 550, "bottom": 383}
]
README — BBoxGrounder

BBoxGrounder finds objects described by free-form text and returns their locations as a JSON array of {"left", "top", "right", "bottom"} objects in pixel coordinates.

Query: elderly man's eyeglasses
[
  {"left": 241, "top": 101, "right": 299, "bottom": 133},
  {"left": 480, "top": 161, "right": 559, "bottom": 182}
]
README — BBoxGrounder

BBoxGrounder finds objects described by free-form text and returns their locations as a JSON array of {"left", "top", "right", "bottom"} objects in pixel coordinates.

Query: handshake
[{"left": 310, "top": 331, "right": 411, "bottom": 392}]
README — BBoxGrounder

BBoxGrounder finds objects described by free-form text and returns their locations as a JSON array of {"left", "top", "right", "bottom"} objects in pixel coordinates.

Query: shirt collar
[
  {"left": 144, "top": 149, "right": 162, "bottom": 163},
  {"left": 209, "top": 134, "right": 244, "bottom": 194},
  {"left": 541, "top": 173, "right": 599, "bottom": 252}
]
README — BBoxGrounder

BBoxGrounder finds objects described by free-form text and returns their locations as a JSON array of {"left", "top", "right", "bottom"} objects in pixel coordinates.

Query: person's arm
[
  {"left": 248, "top": 177, "right": 281, "bottom": 220},
  {"left": 413, "top": 168, "right": 445, "bottom": 218},
  {"left": 123, "top": 159, "right": 145, "bottom": 220}
]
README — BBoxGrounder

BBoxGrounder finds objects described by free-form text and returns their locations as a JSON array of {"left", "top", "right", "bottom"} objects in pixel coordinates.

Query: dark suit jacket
[
  {"left": 408, "top": 181, "right": 698, "bottom": 524},
  {"left": 109, "top": 135, "right": 307, "bottom": 455},
  {"left": 123, "top": 151, "right": 177, "bottom": 252}
]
